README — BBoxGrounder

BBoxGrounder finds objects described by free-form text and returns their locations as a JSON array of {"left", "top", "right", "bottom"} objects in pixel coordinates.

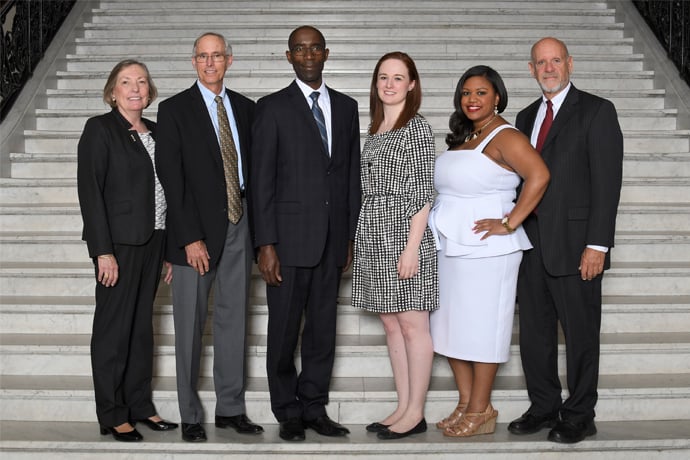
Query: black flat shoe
[
  {"left": 377, "top": 418, "right": 427, "bottom": 440},
  {"left": 100, "top": 425, "right": 143, "bottom": 442},
  {"left": 136, "top": 417, "right": 179, "bottom": 431},
  {"left": 366, "top": 422, "right": 390, "bottom": 433}
]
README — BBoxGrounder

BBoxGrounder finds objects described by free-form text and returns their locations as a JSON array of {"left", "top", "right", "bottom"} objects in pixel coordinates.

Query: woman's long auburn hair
[{"left": 368, "top": 51, "right": 422, "bottom": 134}]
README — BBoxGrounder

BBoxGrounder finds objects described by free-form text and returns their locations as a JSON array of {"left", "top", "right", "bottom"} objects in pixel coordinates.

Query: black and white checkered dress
[{"left": 352, "top": 114, "right": 439, "bottom": 313}]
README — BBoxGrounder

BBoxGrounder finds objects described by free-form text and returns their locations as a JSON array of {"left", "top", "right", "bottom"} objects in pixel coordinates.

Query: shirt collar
[
  {"left": 196, "top": 80, "right": 227, "bottom": 107},
  {"left": 294, "top": 78, "right": 328, "bottom": 102}
]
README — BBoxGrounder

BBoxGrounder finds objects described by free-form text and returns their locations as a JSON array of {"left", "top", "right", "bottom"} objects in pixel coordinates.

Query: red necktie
[{"left": 535, "top": 99, "right": 553, "bottom": 153}]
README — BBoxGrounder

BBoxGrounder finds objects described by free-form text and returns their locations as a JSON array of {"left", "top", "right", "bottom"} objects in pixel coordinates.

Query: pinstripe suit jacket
[{"left": 515, "top": 85, "right": 623, "bottom": 276}]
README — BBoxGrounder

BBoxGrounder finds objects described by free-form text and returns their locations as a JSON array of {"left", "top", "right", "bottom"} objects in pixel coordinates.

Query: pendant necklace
[{"left": 464, "top": 113, "right": 496, "bottom": 143}]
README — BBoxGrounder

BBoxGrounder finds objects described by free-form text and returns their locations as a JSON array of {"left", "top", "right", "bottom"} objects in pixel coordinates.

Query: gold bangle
[{"left": 501, "top": 216, "right": 516, "bottom": 233}]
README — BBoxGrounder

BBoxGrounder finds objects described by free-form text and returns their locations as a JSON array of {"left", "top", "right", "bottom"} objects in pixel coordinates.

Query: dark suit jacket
[
  {"left": 77, "top": 108, "right": 157, "bottom": 258},
  {"left": 250, "top": 81, "right": 361, "bottom": 267},
  {"left": 155, "top": 83, "right": 255, "bottom": 267},
  {"left": 516, "top": 84, "right": 623, "bottom": 276}
]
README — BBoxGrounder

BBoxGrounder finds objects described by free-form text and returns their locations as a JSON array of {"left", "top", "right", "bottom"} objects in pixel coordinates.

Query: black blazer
[
  {"left": 77, "top": 108, "right": 157, "bottom": 258},
  {"left": 516, "top": 85, "right": 623, "bottom": 276},
  {"left": 155, "top": 83, "right": 255, "bottom": 267},
  {"left": 250, "top": 81, "right": 361, "bottom": 267}
]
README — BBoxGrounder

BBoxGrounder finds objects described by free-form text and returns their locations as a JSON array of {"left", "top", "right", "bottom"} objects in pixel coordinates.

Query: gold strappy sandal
[
  {"left": 436, "top": 402, "right": 468, "bottom": 429},
  {"left": 443, "top": 403, "right": 498, "bottom": 437}
]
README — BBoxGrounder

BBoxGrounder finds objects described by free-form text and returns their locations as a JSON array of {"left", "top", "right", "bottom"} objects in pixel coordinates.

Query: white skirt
[{"left": 430, "top": 248, "right": 522, "bottom": 363}]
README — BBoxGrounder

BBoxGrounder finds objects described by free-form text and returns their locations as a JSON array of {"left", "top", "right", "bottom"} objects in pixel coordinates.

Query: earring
[{"left": 494, "top": 106, "right": 498, "bottom": 114}]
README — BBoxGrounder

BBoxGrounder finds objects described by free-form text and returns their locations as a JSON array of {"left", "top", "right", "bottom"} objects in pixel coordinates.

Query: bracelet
[{"left": 501, "top": 216, "right": 516, "bottom": 233}]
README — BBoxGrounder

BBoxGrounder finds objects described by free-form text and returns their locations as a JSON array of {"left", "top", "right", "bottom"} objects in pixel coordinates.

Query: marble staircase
[{"left": 1, "top": 0, "right": 689, "bottom": 458}]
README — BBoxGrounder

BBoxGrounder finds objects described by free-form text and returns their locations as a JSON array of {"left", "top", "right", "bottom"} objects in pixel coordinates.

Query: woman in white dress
[{"left": 429, "top": 66, "right": 549, "bottom": 437}]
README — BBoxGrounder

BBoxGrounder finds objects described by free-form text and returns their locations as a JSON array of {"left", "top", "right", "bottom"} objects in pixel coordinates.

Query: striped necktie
[{"left": 310, "top": 91, "right": 329, "bottom": 155}]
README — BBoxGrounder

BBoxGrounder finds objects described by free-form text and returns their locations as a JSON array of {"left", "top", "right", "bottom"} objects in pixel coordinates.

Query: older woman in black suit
[{"left": 77, "top": 59, "right": 176, "bottom": 441}]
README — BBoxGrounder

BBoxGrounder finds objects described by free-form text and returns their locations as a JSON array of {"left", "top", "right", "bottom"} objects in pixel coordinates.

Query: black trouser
[{"left": 91, "top": 230, "right": 165, "bottom": 427}]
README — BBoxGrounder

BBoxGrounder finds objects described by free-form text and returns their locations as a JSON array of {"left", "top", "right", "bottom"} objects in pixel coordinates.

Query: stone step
[
  {"left": 11, "top": 151, "right": 690, "bottom": 180},
  {"left": 84, "top": 11, "right": 617, "bottom": 26},
  {"left": 78, "top": 24, "right": 627, "bottom": 41},
  {"left": 71, "top": 38, "right": 635, "bottom": 56},
  {"left": 95, "top": 0, "right": 612, "bottom": 11},
  {"left": 1, "top": 419, "right": 688, "bottom": 460},
  {"left": 2, "top": 175, "right": 686, "bottom": 205},
  {"left": 32, "top": 108, "right": 677, "bottom": 132},
  {"left": 21, "top": 130, "right": 690, "bottom": 155},
  {"left": 54, "top": 70, "right": 655, "bottom": 91},
  {"left": 8, "top": 153, "right": 77, "bottom": 179},
  {"left": 1, "top": 331, "right": 688, "bottom": 379},
  {"left": 0, "top": 179, "right": 78, "bottom": 204},
  {"left": 1, "top": 227, "right": 689, "bottom": 264},
  {"left": 0, "top": 204, "right": 80, "bottom": 232},
  {"left": 620, "top": 178, "right": 690, "bottom": 202},
  {"left": 616, "top": 203, "right": 690, "bottom": 231},
  {"left": 61, "top": 50, "right": 638, "bottom": 68},
  {"left": 44, "top": 88, "right": 668, "bottom": 110},
  {"left": 614, "top": 232, "right": 690, "bottom": 262},
  {"left": 1, "top": 259, "right": 688, "bottom": 296},
  {"left": 0, "top": 232, "right": 87, "bottom": 262},
  {"left": 623, "top": 153, "right": 690, "bottom": 177},
  {"left": 1, "top": 293, "right": 688, "bottom": 336},
  {"left": 64, "top": 53, "right": 643, "bottom": 72},
  {"left": 1, "top": 374, "right": 689, "bottom": 425}
]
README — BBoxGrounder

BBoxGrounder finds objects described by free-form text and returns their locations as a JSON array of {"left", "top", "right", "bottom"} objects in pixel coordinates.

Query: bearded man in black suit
[{"left": 508, "top": 37, "right": 624, "bottom": 444}]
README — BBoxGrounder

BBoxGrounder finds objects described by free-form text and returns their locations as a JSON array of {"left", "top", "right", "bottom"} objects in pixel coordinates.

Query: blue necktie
[{"left": 310, "top": 91, "right": 329, "bottom": 155}]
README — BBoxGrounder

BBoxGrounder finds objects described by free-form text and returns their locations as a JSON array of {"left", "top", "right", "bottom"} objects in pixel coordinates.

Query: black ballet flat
[
  {"left": 136, "top": 417, "right": 179, "bottom": 431},
  {"left": 377, "top": 418, "right": 427, "bottom": 440},
  {"left": 366, "top": 422, "right": 390, "bottom": 433},
  {"left": 100, "top": 425, "right": 143, "bottom": 442}
]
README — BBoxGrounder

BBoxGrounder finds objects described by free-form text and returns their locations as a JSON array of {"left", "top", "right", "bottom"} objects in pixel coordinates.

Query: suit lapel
[
  {"left": 519, "top": 99, "right": 540, "bottom": 137},
  {"left": 541, "top": 86, "right": 579, "bottom": 157},
  {"left": 110, "top": 108, "right": 150, "bottom": 160},
  {"left": 289, "top": 82, "right": 331, "bottom": 161},
  {"left": 325, "top": 87, "right": 339, "bottom": 164},
  {"left": 188, "top": 84, "right": 225, "bottom": 172}
]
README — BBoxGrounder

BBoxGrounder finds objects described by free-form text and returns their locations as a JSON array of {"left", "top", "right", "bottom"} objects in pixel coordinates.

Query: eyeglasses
[
  {"left": 290, "top": 44, "right": 325, "bottom": 56},
  {"left": 194, "top": 53, "right": 227, "bottom": 63}
]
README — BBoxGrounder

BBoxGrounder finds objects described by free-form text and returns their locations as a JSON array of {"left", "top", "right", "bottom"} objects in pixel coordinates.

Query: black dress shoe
[
  {"left": 100, "top": 425, "right": 143, "bottom": 442},
  {"left": 215, "top": 414, "right": 264, "bottom": 434},
  {"left": 303, "top": 415, "right": 350, "bottom": 437},
  {"left": 507, "top": 412, "right": 558, "bottom": 435},
  {"left": 548, "top": 419, "right": 596, "bottom": 444},
  {"left": 279, "top": 417, "right": 305, "bottom": 441},
  {"left": 136, "top": 417, "right": 179, "bottom": 431},
  {"left": 181, "top": 423, "right": 207, "bottom": 442},
  {"left": 366, "top": 422, "right": 390, "bottom": 433},
  {"left": 377, "top": 418, "right": 427, "bottom": 440}
]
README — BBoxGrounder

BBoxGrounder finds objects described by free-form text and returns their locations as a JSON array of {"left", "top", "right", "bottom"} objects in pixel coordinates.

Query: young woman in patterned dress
[{"left": 352, "top": 52, "right": 438, "bottom": 440}]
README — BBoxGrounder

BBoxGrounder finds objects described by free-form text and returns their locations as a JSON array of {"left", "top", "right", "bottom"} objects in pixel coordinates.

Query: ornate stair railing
[
  {"left": 0, "top": 0, "right": 75, "bottom": 122},
  {"left": 633, "top": 0, "right": 690, "bottom": 85}
]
